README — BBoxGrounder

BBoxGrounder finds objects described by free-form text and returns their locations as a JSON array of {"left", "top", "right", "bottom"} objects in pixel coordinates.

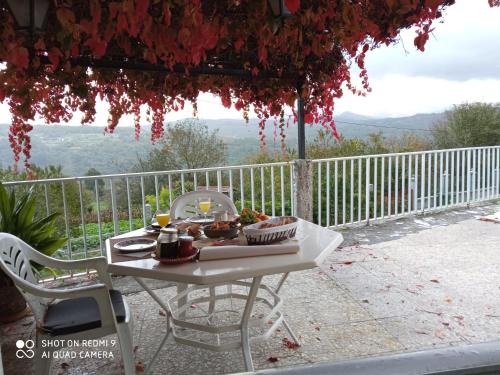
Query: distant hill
[
  {"left": 0, "top": 111, "right": 443, "bottom": 176},
  {"left": 333, "top": 112, "right": 444, "bottom": 137}
]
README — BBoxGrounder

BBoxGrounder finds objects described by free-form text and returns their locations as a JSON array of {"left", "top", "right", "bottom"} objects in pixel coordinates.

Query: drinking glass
[
  {"left": 197, "top": 197, "right": 211, "bottom": 220},
  {"left": 155, "top": 209, "right": 170, "bottom": 228}
]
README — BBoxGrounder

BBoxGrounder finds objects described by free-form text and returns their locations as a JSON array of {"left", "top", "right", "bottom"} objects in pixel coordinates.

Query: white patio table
[{"left": 105, "top": 219, "right": 343, "bottom": 373}]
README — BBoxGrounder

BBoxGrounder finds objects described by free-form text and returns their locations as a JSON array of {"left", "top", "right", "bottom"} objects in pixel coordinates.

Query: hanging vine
[{"left": 0, "top": 0, "right": 496, "bottom": 170}]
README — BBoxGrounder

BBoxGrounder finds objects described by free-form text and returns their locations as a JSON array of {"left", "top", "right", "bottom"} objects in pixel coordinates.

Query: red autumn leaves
[
  {"left": 0, "top": 0, "right": 498, "bottom": 170},
  {"left": 285, "top": 0, "right": 300, "bottom": 13}
]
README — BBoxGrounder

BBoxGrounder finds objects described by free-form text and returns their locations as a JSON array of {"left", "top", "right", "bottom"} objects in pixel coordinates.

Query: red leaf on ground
[
  {"left": 342, "top": 260, "right": 353, "bottom": 265},
  {"left": 282, "top": 337, "right": 300, "bottom": 349},
  {"left": 135, "top": 361, "right": 145, "bottom": 372},
  {"left": 267, "top": 356, "right": 279, "bottom": 363},
  {"left": 435, "top": 330, "right": 446, "bottom": 340},
  {"left": 267, "top": 320, "right": 274, "bottom": 325}
]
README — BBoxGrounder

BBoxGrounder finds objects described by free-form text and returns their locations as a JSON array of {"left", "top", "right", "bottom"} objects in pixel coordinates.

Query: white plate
[
  {"left": 187, "top": 215, "right": 215, "bottom": 224},
  {"left": 114, "top": 238, "right": 157, "bottom": 253},
  {"left": 144, "top": 225, "right": 161, "bottom": 234}
]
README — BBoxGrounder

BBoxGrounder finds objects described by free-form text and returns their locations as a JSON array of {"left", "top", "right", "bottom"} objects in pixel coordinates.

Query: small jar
[
  {"left": 178, "top": 236, "right": 194, "bottom": 258},
  {"left": 157, "top": 228, "right": 179, "bottom": 259},
  {"left": 213, "top": 210, "right": 228, "bottom": 222}
]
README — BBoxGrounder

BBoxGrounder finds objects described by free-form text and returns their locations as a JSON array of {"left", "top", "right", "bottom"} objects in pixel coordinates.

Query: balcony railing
[
  {"left": 3, "top": 146, "right": 500, "bottom": 273},
  {"left": 312, "top": 146, "right": 500, "bottom": 227}
]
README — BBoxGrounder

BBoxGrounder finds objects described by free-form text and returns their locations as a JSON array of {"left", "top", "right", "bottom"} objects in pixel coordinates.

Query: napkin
[{"left": 199, "top": 239, "right": 300, "bottom": 261}]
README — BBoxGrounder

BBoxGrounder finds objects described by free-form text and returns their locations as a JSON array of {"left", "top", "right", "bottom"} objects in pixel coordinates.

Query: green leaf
[
  {"left": 0, "top": 183, "right": 12, "bottom": 230},
  {"left": 15, "top": 193, "right": 36, "bottom": 229},
  {"left": 36, "top": 238, "right": 67, "bottom": 257},
  {"left": 0, "top": 182, "right": 66, "bottom": 268}
]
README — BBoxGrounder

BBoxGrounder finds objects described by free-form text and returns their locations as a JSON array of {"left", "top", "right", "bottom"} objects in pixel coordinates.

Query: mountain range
[{"left": 0, "top": 111, "right": 445, "bottom": 177}]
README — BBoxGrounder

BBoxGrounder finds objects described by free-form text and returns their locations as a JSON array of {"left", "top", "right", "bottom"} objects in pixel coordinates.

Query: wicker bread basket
[{"left": 242, "top": 216, "right": 298, "bottom": 245}]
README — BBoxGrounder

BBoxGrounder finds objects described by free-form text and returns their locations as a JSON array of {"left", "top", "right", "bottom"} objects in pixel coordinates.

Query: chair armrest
[
  {"left": 11, "top": 274, "right": 116, "bottom": 329},
  {"left": 0, "top": 234, "right": 113, "bottom": 287},
  {"left": 31, "top": 255, "right": 106, "bottom": 271},
  {"left": 32, "top": 255, "right": 112, "bottom": 288}
]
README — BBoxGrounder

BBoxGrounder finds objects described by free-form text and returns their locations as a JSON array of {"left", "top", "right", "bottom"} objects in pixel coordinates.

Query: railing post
[
  {"left": 293, "top": 159, "right": 313, "bottom": 221},
  {"left": 466, "top": 149, "right": 471, "bottom": 207},
  {"left": 110, "top": 179, "right": 120, "bottom": 236}
]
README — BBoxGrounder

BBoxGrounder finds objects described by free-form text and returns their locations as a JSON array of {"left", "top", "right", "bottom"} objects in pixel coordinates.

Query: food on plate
[
  {"left": 208, "top": 221, "right": 235, "bottom": 231},
  {"left": 188, "top": 224, "right": 202, "bottom": 238},
  {"left": 258, "top": 216, "right": 295, "bottom": 229},
  {"left": 176, "top": 222, "right": 190, "bottom": 231},
  {"left": 204, "top": 221, "right": 239, "bottom": 239},
  {"left": 176, "top": 222, "right": 202, "bottom": 239},
  {"left": 239, "top": 208, "right": 270, "bottom": 225}
]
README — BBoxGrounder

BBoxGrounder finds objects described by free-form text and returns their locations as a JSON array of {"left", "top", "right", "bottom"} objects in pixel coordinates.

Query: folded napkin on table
[{"left": 198, "top": 239, "right": 300, "bottom": 261}]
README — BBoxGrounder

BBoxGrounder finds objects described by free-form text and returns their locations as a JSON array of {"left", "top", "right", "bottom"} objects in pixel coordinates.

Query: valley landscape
[{"left": 0, "top": 111, "right": 443, "bottom": 176}]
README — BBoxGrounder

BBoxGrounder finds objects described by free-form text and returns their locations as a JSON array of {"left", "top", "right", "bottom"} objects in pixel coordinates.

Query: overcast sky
[{"left": 1, "top": 0, "right": 499, "bottom": 125}]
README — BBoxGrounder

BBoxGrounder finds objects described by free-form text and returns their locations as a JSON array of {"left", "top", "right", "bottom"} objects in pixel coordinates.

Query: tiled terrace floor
[{"left": 2, "top": 202, "right": 500, "bottom": 375}]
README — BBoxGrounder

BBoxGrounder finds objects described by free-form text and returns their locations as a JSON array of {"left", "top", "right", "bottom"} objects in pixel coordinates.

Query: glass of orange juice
[
  {"left": 155, "top": 209, "right": 170, "bottom": 228},
  {"left": 197, "top": 197, "right": 211, "bottom": 220}
]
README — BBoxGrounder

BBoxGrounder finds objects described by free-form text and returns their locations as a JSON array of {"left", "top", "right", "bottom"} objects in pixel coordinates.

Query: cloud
[
  {"left": 365, "top": 0, "right": 500, "bottom": 81},
  {"left": 335, "top": 75, "right": 500, "bottom": 118}
]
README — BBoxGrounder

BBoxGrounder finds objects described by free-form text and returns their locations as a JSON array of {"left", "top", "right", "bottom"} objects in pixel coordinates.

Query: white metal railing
[
  {"left": 3, "top": 161, "right": 295, "bottom": 266},
  {"left": 312, "top": 146, "right": 500, "bottom": 227},
  {"left": 2, "top": 146, "right": 500, "bottom": 268}
]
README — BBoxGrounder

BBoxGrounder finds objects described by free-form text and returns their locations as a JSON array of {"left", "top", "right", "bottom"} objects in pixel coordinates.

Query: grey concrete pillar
[{"left": 293, "top": 159, "right": 313, "bottom": 221}]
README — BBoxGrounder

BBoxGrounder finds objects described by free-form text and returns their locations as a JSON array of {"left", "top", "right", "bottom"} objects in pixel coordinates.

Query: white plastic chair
[
  {"left": 170, "top": 190, "right": 238, "bottom": 219},
  {"left": 170, "top": 190, "right": 238, "bottom": 317},
  {"left": 0, "top": 233, "right": 135, "bottom": 375}
]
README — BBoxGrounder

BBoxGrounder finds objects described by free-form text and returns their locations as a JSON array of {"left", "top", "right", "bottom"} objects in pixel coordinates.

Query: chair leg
[
  {"left": 34, "top": 338, "right": 52, "bottom": 375},
  {"left": 117, "top": 322, "right": 135, "bottom": 375}
]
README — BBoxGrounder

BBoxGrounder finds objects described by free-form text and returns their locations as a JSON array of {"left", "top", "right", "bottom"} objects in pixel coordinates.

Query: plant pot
[{"left": 0, "top": 269, "right": 29, "bottom": 323}]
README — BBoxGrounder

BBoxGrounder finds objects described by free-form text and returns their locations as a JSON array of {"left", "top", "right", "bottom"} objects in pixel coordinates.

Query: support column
[
  {"left": 297, "top": 95, "right": 306, "bottom": 160},
  {"left": 293, "top": 159, "right": 313, "bottom": 221}
]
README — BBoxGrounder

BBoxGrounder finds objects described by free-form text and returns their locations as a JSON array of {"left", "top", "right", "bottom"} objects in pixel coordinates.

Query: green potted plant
[{"left": 0, "top": 182, "right": 67, "bottom": 322}]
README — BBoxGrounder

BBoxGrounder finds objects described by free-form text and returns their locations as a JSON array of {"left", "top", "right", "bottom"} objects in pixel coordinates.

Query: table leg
[
  {"left": 240, "top": 276, "right": 263, "bottom": 372},
  {"left": 282, "top": 319, "right": 301, "bottom": 345},
  {"left": 144, "top": 321, "right": 171, "bottom": 375},
  {"left": 274, "top": 272, "right": 289, "bottom": 294},
  {"left": 208, "top": 286, "right": 216, "bottom": 316},
  {"left": 133, "top": 277, "right": 171, "bottom": 375},
  {"left": 177, "top": 282, "right": 188, "bottom": 319},
  {"left": 134, "top": 277, "right": 170, "bottom": 312},
  {"left": 272, "top": 272, "right": 301, "bottom": 346}
]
